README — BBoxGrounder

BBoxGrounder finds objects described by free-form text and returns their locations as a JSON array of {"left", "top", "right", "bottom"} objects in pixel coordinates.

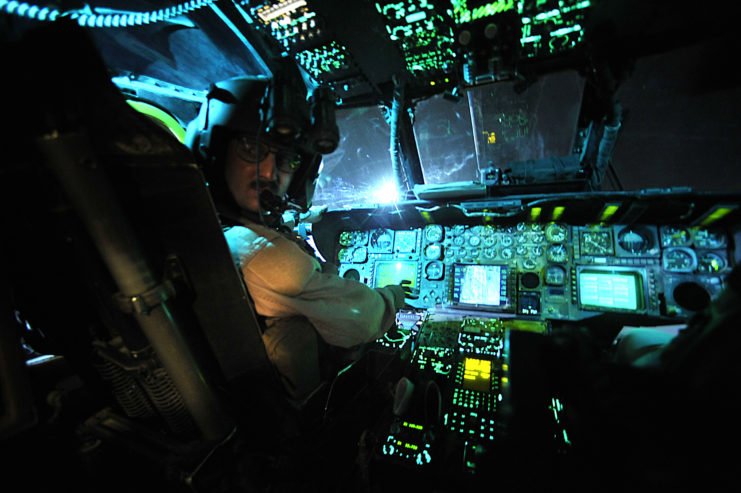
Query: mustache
[{"left": 247, "top": 180, "right": 279, "bottom": 194}]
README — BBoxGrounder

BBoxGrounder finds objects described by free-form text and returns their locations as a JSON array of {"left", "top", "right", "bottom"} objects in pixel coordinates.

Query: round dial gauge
[
  {"left": 662, "top": 247, "right": 697, "bottom": 273},
  {"left": 500, "top": 247, "right": 514, "bottom": 259},
  {"left": 618, "top": 227, "right": 652, "bottom": 254},
  {"left": 697, "top": 252, "right": 726, "bottom": 273},
  {"left": 516, "top": 222, "right": 528, "bottom": 232},
  {"left": 483, "top": 247, "right": 497, "bottom": 259},
  {"left": 483, "top": 235, "right": 497, "bottom": 247},
  {"left": 453, "top": 236, "right": 465, "bottom": 246},
  {"left": 339, "top": 231, "right": 354, "bottom": 247},
  {"left": 522, "top": 258, "right": 537, "bottom": 270},
  {"left": 500, "top": 235, "right": 514, "bottom": 247},
  {"left": 580, "top": 230, "right": 613, "bottom": 256},
  {"left": 425, "top": 243, "right": 442, "bottom": 260},
  {"left": 338, "top": 248, "right": 352, "bottom": 263},
  {"left": 369, "top": 229, "right": 394, "bottom": 252},
  {"left": 425, "top": 261, "right": 444, "bottom": 280},
  {"left": 694, "top": 228, "right": 726, "bottom": 249},
  {"left": 546, "top": 244, "right": 568, "bottom": 263},
  {"left": 545, "top": 223, "right": 567, "bottom": 243},
  {"left": 660, "top": 226, "right": 691, "bottom": 247},
  {"left": 351, "top": 247, "right": 368, "bottom": 263},
  {"left": 468, "top": 235, "right": 481, "bottom": 247},
  {"left": 545, "top": 265, "right": 567, "bottom": 286},
  {"left": 516, "top": 245, "right": 528, "bottom": 257},
  {"left": 424, "top": 225, "right": 444, "bottom": 243}
]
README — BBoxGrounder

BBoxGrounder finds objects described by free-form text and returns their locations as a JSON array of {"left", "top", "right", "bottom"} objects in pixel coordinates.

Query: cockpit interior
[{"left": 2, "top": 1, "right": 741, "bottom": 491}]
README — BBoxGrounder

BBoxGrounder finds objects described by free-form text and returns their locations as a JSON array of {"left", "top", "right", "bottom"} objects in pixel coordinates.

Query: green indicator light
[
  {"left": 406, "top": 10, "right": 426, "bottom": 23},
  {"left": 699, "top": 206, "right": 737, "bottom": 226},
  {"left": 599, "top": 204, "right": 620, "bottom": 222},
  {"left": 551, "top": 24, "right": 582, "bottom": 37}
]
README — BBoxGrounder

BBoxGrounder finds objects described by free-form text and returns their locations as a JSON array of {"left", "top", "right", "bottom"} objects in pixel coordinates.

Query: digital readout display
[
  {"left": 453, "top": 264, "right": 504, "bottom": 306},
  {"left": 578, "top": 270, "right": 644, "bottom": 311},
  {"left": 462, "top": 357, "right": 492, "bottom": 393}
]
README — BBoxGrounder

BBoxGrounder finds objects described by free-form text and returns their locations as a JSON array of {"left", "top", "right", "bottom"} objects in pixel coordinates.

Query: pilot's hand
[
  {"left": 299, "top": 204, "right": 328, "bottom": 224},
  {"left": 400, "top": 280, "right": 419, "bottom": 300}
]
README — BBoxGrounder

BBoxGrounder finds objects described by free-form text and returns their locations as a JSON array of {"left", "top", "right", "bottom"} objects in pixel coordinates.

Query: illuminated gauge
[
  {"left": 694, "top": 228, "right": 726, "bottom": 249},
  {"left": 545, "top": 264, "right": 567, "bottom": 286},
  {"left": 660, "top": 226, "right": 691, "bottom": 247},
  {"left": 516, "top": 222, "right": 528, "bottom": 232},
  {"left": 500, "top": 247, "right": 514, "bottom": 260},
  {"left": 425, "top": 261, "right": 444, "bottom": 280},
  {"left": 532, "top": 245, "right": 544, "bottom": 257},
  {"left": 369, "top": 229, "right": 394, "bottom": 253},
  {"left": 471, "top": 225, "right": 485, "bottom": 235},
  {"left": 424, "top": 224, "right": 444, "bottom": 243},
  {"left": 394, "top": 230, "right": 417, "bottom": 253},
  {"left": 338, "top": 248, "right": 352, "bottom": 263},
  {"left": 546, "top": 244, "right": 568, "bottom": 263},
  {"left": 517, "top": 234, "right": 528, "bottom": 245},
  {"left": 580, "top": 230, "right": 613, "bottom": 256},
  {"left": 532, "top": 233, "right": 545, "bottom": 244},
  {"left": 425, "top": 243, "right": 442, "bottom": 260},
  {"left": 483, "top": 248, "right": 497, "bottom": 259},
  {"left": 662, "top": 247, "right": 697, "bottom": 273},
  {"left": 500, "top": 235, "right": 514, "bottom": 247},
  {"left": 457, "top": 248, "right": 467, "bottom": 260},
  {"left": 545, "top": 223, "right": 567, "bottom": 243},
  {"left": 339, "top": 231, "right": 354, "bottom": 247},
  {"left": 523, "top": 258, "right": 537, "bottom": 270},
  {"left": 617, "top": 226, "right": 652, "bottom": 254},
  {"left": 445, "top": 248, "right": 455, "bottom": 259},
  {"left": 469, "top": 248, "right": 481, "bottom": 259},
  {"left": 516, "top": 245, "right": 528, "bottom": 257},
  {"left": 452, "top": 225, "right": 466, "bottom": 236},
  {"left": 483, "top": 235, "right": 497, "bottom": 247},
  {"left": 468, "top": 235, "right": 481, "bottom": 247},
  {"left": 483, "top": 225, "right": 495, "bottom": 236},
  {"left": 531, "top": 223, "right": 543, "bottom": 231},
  {"left": 697, "top": 252, "right": 727, "bottom": 274},
  {"left": 453, "top": 236, "right": 465, "bottom": 246},
  {"left": 351, "top": 247, "right": 368, "bottom": 263}
]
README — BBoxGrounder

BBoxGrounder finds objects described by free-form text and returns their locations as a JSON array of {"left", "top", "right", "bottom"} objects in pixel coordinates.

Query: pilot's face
[{"left": 224, "top": 137, "right": 282, "bottom": 212}]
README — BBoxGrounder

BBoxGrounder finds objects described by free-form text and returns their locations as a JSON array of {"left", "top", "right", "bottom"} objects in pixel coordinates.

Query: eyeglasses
[
  {"left": 235, "top": 135, "right": 277, "bottom": 163},
  {"left": 235, "top": 135, "right": 301, "bottom": 173}
]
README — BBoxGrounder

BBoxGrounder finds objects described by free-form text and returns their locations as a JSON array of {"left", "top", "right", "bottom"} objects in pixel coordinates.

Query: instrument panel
[{"left": 335, "top": 222, "right": 733, "bottom": 319}]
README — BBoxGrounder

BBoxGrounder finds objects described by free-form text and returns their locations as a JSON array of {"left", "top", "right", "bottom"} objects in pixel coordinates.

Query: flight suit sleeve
[{"left": 225, "top": 225, "right": 406, "bottom": 348}]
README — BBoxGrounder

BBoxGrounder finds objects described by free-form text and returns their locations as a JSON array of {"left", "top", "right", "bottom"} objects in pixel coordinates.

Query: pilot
[{"left": 185, "top": 74, "right": 406, "bottom": 401}]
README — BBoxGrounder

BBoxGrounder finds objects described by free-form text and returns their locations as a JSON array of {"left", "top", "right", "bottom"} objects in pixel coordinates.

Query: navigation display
[
  {"left": 577, "top": 269, "right": 645, "bottom": 311},
  {"left": 452, "top": 264, "right": 508, "bottom": 307},
  {"left": 374, "top": 261, "right": 418, "bottom": 289}
]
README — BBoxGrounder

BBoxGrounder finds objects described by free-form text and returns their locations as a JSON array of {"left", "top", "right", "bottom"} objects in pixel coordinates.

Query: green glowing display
[
  {"left": 451, "top": 0, "right": 515, "bottom": 24},
  {"left": 376, "top": 0, "right": 455, "bottom": 81},
  {"left": 518, "top": 0, "right": 591, "bottom": 58},
  {"left": 578, "top": 270, "right": 644, "bottom": 311},
  {"left": 374, "top": 261, "right": 418, "bottom": 289},
  {"left": 296, "top": 41, "right": 352, "bottom": 79}
]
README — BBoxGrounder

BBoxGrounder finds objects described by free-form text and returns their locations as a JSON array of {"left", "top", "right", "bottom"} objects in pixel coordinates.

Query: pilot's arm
[{"left": 225, "top": 225, "right": 405, "bottom": 348}]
